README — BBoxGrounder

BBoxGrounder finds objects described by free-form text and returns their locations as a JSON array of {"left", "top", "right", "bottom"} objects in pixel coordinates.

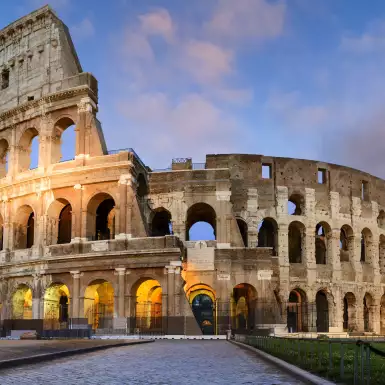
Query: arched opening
[
  {"left": 287, "top": 289, "right": 307, "bottom": 333},
  {"left": 186, "top": 203, "right": 216, "bottom": 241},
  {"left": 258, "top": 218, "right": 278, "bottom": 254},
  {"left": 51, "top": 117, "right": 76, "bottom": 163},
  {"left": 379, "top": 235, "right": 385, "bottom": 274},
  {"left": 12, "top": 285, "right": 32, "bottom": 319},
  {"left": 289, "top": 221, "right": 304, "bottom": 263},
  {"left": 340, "top": 225, "right": 353, "bottom": 262},
  {"left": 14, "top": 205, "right": 35, "bottom": 250},
  {"left": 0, "top": 214, "right": 3, "bottom": 251},
  {"left": 137, "top": 173, "right": 148, "bottom": 199},
  {"left": 151, "top": 208, "right": 172, "bottom": 236},
  {"left": 43, "top": 283, "right": 70, "bottom": 329},
  {"left": 18, "top": 127, "right": 39, "bottom": 172},
  {"left": 87, "top": 193, "right": 115, "bottom": 240},
  {"left": 378, "top": 210, "right": 385, "bottom": 230},
  {"left": 134, "top": 278, "right": 162, "bottom": 332},
  {"left": 84, "top": 280, "right": 114, "bottom": 330},
  {"left": 363, "top": 293, "right": 373, "bottom": 332},
  {"left": 288, "top": 193, "right": 303, "bottom": 215},
  {"left": 47, "top": 199, "right": 72, "bottom": 245},
  {"left": 187, "top": 284, "right": 216, "bottom": 335},
  {"left": 0, "top": 139, "right": 9, "bottom": 178},
  {"left": 315, "top": 223, "right": 330, "bottom": 265},
  {"left": 316, "top": 290, "right": 329, "bottom": 332},
  {"left": 343, "top": 292, "right": 356, "bottom": 332},
  {"left": 232, "top": 283, "right": 257, "bottom": 332},
  {"left": 361, "top": 228, "right": 373, "bottom": 263},
  {"left": 236, "top": 218, "right": 248, "bottom": 247}
]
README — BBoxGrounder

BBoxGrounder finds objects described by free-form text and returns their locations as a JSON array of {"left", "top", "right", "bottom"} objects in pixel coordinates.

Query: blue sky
[{"left": 2, "top": 0, "right": 385, "bottom": 177}]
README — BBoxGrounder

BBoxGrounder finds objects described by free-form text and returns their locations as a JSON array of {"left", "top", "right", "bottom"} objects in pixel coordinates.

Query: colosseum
[{"left": 0, "top": 5, "right": 384, "bottom": 338}]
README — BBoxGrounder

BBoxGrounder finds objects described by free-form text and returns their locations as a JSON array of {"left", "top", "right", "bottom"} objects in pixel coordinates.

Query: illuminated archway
[
  {"left": 84, "top": 280, "right": 114, "bottom": 329},
  {"left": 12, "top": 284, "right": 32, "bottom": 319},
  {"left": 134, "top": 278, "right": 163, "bottom": 331},
  {"left": 231, "top": 283, "right": 257, "bottom": 332},
  {"left": 187, "top": 284, "right": 216, "bottom": 335},
  {"left": 44, "top": 283, "right": 70, "bottom": 329}
]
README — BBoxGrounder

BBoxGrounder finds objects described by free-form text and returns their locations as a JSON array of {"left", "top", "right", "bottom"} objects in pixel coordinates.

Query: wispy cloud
[{"left": 71, "top": 17, "right": 95, "bottom": 41}]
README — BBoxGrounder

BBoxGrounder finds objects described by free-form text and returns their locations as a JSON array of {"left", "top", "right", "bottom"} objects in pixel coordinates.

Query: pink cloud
[{"left": 139, "top": 8, "right": 175, "bottom": 42}]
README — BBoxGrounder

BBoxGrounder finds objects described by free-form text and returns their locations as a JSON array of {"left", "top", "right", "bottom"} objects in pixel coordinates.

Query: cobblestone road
[{"left": 0, "top": 340, "right": 304, "bottom": 384}]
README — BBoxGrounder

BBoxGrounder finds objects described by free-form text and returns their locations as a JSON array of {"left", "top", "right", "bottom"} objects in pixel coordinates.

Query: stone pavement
[
  {"left": 0, "top": 339, "right": 149, "bottom": 367},
  {"left": 0, "top": 340, "right": 305, "bottom": 384}
]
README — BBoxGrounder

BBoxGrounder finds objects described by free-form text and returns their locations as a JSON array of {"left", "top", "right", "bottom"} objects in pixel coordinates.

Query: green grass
[{"left": 242, "top": 336, "right": 385, "bottom": 385}]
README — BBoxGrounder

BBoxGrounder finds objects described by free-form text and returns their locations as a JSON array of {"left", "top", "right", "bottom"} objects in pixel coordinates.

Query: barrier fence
[{"left": 236, "top": 335, "right": 385, "bottom": 385}]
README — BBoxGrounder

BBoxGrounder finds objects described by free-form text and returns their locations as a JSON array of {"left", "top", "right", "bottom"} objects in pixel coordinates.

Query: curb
[
  {"left": 229, "top": 340, "right": 335, "bottom": 385},
  {"left": 0, "top": 339, "right": 154, "bottom": 370}
]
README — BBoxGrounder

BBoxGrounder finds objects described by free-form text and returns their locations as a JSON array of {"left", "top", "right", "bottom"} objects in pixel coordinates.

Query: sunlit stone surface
[{"left": 0, "top": 341, "right": 304, "bottom": 384}]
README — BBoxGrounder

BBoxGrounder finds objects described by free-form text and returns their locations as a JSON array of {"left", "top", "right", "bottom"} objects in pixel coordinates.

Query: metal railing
[
  {"left": 107, "top": 147, "right": 147, "bottom": 170},
  {"left": 236, "top": 335, "right": 385, "bottom": 385}
]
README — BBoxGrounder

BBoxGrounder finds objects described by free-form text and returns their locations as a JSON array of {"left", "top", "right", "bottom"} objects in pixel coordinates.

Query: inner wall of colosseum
[{"left": 1, "top": 5, "right": 385, "bottom": 337}]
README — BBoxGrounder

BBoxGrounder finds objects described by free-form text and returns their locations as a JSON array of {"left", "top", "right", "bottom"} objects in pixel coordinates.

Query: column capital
[
  {"left": 165, "top": 265, "right": 176, "bottom": 273},
  {"left": 70, "top": 270, "right": 82, "bottom": 279},
  {"left": 115, "top": 267, "right": 127, "bottom": 276}
]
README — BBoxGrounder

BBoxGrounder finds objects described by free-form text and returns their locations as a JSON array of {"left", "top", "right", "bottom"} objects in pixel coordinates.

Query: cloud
[
  {"left": 266, "top": 90, "right": 328, "bottom": 130},
  {"left": 71, "top": 18, "right": 95, "bottom": 41},
  {"left": 340, "top": 20, "right": 385, "bottom": 54},
  {"left": 117, "top": 93, "right": 239, "bottom": 164},
  {"left": 139, "top": 8, "right": 175, "bottom": 42},
  {"left": 205, "top": 0, "right": 286, "bottom": 43}
]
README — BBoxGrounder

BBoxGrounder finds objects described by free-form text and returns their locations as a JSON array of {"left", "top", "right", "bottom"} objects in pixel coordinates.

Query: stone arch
[
  {"left": 0, "top": 138, "right": 9, "bottom": 178},
  {"left": 51, "top": 116, "right": 76, "bottom": 163},
  {"left": 377, "top": 210, "right": 385, "bottom": 230},
  {"left": 186, "top": 202, "right": 216, "bottom": 241},
  {"left": 46, "top": 198, "right": 72, "bottom": 245},
  {"left": 340, "top": 224, "right": 354, "bottom": 262},
  {"left": 288, "top": 220, "right": 305, "bottom": 263},
  {"left": 258, "top": 217, "right": 278, "bottom": 254},
  {"left": 315, "top": 222, "right": 331, "bottom": 265},
  {"left": 236, "top": 217, "right": 248, "bottom": 247},
  {"left": 343, "top": 292, "right": 357, "bottom": 332},
  {"left": 12, "top": 284, "right": 32, "bottom": 319},
  {"left": 17, "top": 127, "right": 39, "bottom": 172},
  {"left": 43, "top": 282, "right": 70, "bottom": 329},
  {"left": 232, "top": 283, "right": 257, "bottom": 332},
  {"left": 132, "top": 277, "right": 163, "bottom": 332},
  {"left": 84, "top": 279, "right": 114, "bottom": 329},
  {"left": 288, "top": 193, "right": 304, "bottom": 215},
  {"left": 361, "top": 228, "right": 373, "bottom": 263},
  {"left": 315, "top": 289, "right": 330, "bottom": 332},
  {"left": 86, "top": 192, "right": 115, "bottom": 240},
  {"left": 14, "top": 205, "right": 35, "bottom": 250},
  {"left": 287, "top": 288, "right": 308, "bottom": 332},
  {"left": 187, "top": 283, "right": 216, "bottom": 335},
  {"left": 150, "top": 207, "right": 172, "bottom": 237},
  {"left": 363, "top": 292, "right": 374, "bottom": 332}
]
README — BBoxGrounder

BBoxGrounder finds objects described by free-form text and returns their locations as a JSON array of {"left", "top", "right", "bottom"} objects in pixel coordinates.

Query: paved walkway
[{"left": 0, "top": 340, "right": 304, "bottom": 384}]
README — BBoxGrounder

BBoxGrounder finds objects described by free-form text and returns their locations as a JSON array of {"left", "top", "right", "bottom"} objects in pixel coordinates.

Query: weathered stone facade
[{"left": 1, "top": 6, "right": 385, "bottom": 336}]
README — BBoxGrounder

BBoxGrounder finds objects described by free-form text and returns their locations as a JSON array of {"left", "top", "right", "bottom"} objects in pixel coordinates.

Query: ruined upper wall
[{"left": 0, "top": 5, "right": 82, "bottom": 113}]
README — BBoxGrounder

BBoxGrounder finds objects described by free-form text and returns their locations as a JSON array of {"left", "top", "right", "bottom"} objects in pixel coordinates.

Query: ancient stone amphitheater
[{"left": 0, "top": 5, "right": 384, "bottom": 337}]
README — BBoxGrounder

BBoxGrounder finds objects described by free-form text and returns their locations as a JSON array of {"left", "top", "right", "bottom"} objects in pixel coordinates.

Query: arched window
[
  {"left": 137, "top": 174, "right": 148, "bottom": 199},
  {"left": 151, "top": 208, "right": 172, "bottom": 236},
  {"left": 361, "top": 228, "right": 373, "bottom": 263},
  {"left": 0, "top": 139, "right": 9, "bottom": 178},
  {"left": 52, "top": 117, "right": 76, "bottom": 163},
  {"left": 340, "top": 225, "right": 353, "bottom": 262},
  {"left": 58, "top": 204, "right": 72, "bottom": 244},
  {"left": 258, "top": 218, "right": 277, "bottom": 254},
  {"left": 186, "top": 203, "right": 216, "bottom": 241},
  {"left": 87, "top": 193, "right": 115, "bottom": 241},
  {"left": 288, "top": 194, "right": 303, "bottom": 215},
  {"left": 236, "top": 218, "right": 248, "bottom": 247},
  {"left": 315, "top": 223, "right": 330, "bottom": 265},
  {"left": 377, "top": 210, "right": 385, "bottom": 230},
  {"left": 288, "top": 221, "right": 304, "bottom": 263},
  {"left": 316, "top": 291, "right": 329, "bottom": 332},
  {"left": 287, "top": 289, "right": 307, "bottom": 333},
  {"left": 18, "top": 128, "right": 39, "bottom": 172},
  {"left": 26, "top": 212, "right": 34, "bottom": 248},
  {"left": 0, "top": 214, "right": 4, "bottom": 251},
  {"left": 14, "top": 205, "right": 35, "bottom": 250}
]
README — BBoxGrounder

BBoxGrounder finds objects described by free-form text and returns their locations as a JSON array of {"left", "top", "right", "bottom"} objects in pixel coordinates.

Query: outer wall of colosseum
[{"left": 0, "top": 5, "right": 384, "bottom": 337}]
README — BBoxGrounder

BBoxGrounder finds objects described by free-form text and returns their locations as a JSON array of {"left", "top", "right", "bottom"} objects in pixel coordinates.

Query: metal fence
[{"left": 236, "top": 335, "right": 385, "bottom": 385}]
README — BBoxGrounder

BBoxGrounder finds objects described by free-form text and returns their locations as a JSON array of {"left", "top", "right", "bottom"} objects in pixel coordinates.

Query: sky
[{"left": 2, "top": 0, "right": 385, "bottom": 177}]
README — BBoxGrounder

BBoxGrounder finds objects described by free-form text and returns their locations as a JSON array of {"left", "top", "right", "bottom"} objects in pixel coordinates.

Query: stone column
[
  {"left": 215, "top": 189, "right": 232, "bottom": 247},
  {"left": 70, "top": 271, "right": 81, "bottom": 319},
  {"left": 76, "top": 98, "right": 96, "bottom": 157},
  {"left": 330, "top": 228, "right": 341, "bottom": 281},
  {"left": 115, "top": 268, "right": 126, "bottom": 317},
  {"left": 166, "top": 265, "right": 175, "bottom": 316},
  {"left": 32, "top": 273, "right": 42, "bottom": 320},
  {"left": 117, "top": 177, "right": 128, "bottom": 239}
]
